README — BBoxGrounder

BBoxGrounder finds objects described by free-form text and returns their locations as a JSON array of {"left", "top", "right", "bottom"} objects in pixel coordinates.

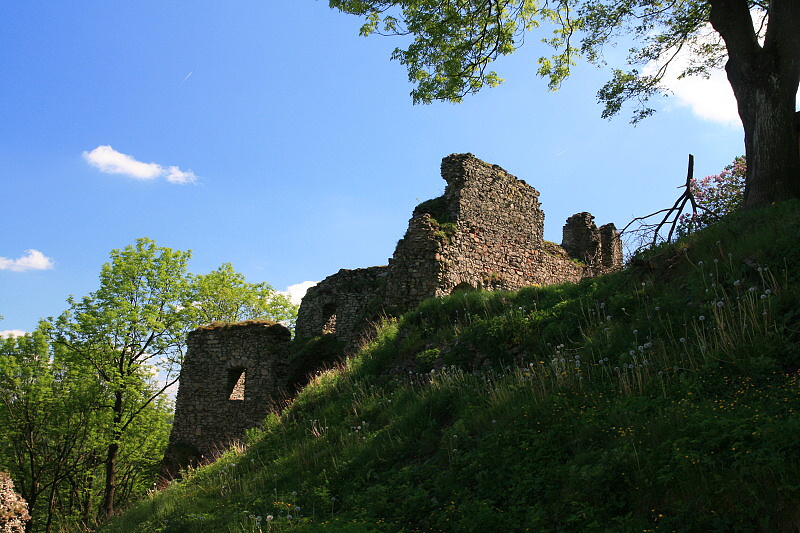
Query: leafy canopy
[
  {"left": 189, "top": 262, "right": 299, "bottom": 331},
  {"left": 330, "top": 0, "right": 764, "bottom": 122}
]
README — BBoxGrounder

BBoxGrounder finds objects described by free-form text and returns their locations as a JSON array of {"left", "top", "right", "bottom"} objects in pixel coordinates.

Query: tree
[
  {"left": 329, "top": 0, "right": 799, "bottom": 208},
  {"left": 0, "top": 328, "right": 104, "bottom": 533},
  {"left": 189, "top": 262, "right": 299, "bottom": 331},
  {"left": 52, "top": 238, "right": 194, "bottom": 518},
  {"left": 678, "top": 155, "right": 746, "bottom": 234},
  {"left": 49, "top": 238, "right": 300, "bottom": 519}
]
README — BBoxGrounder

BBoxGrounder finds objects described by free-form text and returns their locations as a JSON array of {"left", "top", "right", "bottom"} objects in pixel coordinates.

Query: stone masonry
[
  {"left": 161, "top": 320, "right": 291, "bottom": 478},
  {"left": 295, "top": 153, "right": 622, "bottom": 351},
  {"left": 165, "top": 153, "right": 623, "bottom": 475},
  {"left": 0, "top": 473, "right": 29, "bottom": 533}
]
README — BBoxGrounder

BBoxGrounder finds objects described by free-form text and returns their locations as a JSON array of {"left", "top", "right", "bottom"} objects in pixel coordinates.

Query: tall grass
[{"left": 101, "top": 200, "right": 800, "bottom": 533}]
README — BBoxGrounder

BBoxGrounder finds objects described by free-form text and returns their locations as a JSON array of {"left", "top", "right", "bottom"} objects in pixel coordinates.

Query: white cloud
[
  {"left": 0, "top": 249, "right": 55, "bottom": 272},
  {"left": 642, "top": 27, "right": 740, "bottom": 127},
  {"left": 83, "top": 145, "right": 162, "bottom": 179},
  {"left": 663, "top": 67, "right": 741, "bottom": 127},
  {"left": 0, "top": 330, "right": 28, "bottom": 338},
  {"left": 645, "top": 13, "right": 798, "bottom": 127},
  {"left": 284, "top": 281, "right": 318, "bottom": 306},
  {"left": 83, "top": 145, "right": 198, "bottom": 184},
  {"left": 165, "top": 166, "right": 198, "bottom": 184}
]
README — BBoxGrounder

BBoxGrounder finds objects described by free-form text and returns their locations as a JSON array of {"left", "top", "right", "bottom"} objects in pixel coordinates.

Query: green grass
[{"left": 101, "top": 200, "right": 800, "bottom": 533}]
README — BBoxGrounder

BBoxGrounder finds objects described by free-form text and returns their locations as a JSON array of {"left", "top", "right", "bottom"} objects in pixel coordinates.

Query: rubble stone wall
[
  {"left": 298, "top": 153, "right": 622, "bottom": 345},
  {"left": 0, "top": 473, "right": 29, "bottom": 533},
  {"left": 161, "top": 321, "right": 291, "bottom": 478},
  {"left": 165, "top": 154, "right": 624, "bottom": 475}
]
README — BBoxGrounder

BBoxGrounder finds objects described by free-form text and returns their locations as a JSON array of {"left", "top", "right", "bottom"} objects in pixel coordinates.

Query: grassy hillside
[{"left": 102, "top": 200, "right": 800, "bottom": 533}]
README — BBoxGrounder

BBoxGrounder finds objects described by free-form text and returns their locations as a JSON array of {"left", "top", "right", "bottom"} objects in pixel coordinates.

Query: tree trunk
[
  {"left": 101, "top": 440, "right": 118, "bottom": 517},
  {"left": 732, "top": 72, "right": 799, "bottom": 207},
  {"left": 101, "top": 390, "right": 123, "bottom": 518},
  {"left": 710, "top": 0, "right": 800, "bottom": 208}
]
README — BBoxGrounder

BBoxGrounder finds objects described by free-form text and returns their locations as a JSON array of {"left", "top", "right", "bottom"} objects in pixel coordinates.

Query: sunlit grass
[{"left": 101, "top": 200, "right": 800, "bottom": 533}]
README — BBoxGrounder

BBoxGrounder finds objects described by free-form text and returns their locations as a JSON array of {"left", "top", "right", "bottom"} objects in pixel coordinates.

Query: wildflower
[
  {"left": 629, "top": 350, "right": 635, "bottom": 356},
  {"left": 267, "top": 515, "right": 274, "bottom": 522},
  {"left": 749, "top": 286, "right": 756, "bottom": 292},
  {"left": 765, "top": 289, "right": 772, "bottom": 294},
  {"left": 698, "top": 261, "right": 704, "bottom": 266},
  {"left": 606, "top": 315, "right": 612, "bottom": 321},
  {"left": 761, "top": 294, "right": 767, "bottom": 300},
  {"left": 734, "top": 280, "right": 741, "bottom": 286},
  {"left": 680, "top": 337, "right": 686, "bottom": 343},
  {"left": 699, "top": 316, "right": 706, "bottom": 321},
  {"left": 633, "top": 329, "right": 638, "bottom": 335},
  {"left": 654, "top": 306, "right": 660, "bottom": 311},
  {"left": 644, "top": 342, "right": 653, "bottom": 349},
  {"left": 716, "top": 301, "right": 724, "bottom": 308}
]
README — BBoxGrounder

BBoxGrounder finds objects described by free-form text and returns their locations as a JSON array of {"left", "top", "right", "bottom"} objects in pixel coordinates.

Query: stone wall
[
  {"left": 296, "top": 153, "right": 622, "bottom": 346},
  {"left": 161, "top": 320, "right": 291, "bottom": 478},
  {"left": 294, "top": 266, "right": 388, "bottom": 350},
  {"left": 164, "top": 153, "right": 624, "bottom": 474},
  {"left": 0, "top": 473, "right": 29, "bottom": 533}
]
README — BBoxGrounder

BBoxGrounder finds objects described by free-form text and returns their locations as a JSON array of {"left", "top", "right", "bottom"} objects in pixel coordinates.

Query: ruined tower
[{"left": 161, "top": 320, "right": 291, "bottom": 478}]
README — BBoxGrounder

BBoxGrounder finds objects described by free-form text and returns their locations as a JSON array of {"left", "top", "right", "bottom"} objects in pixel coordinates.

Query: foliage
[
  {"left": 678, "top": 156, "right": 746, "bottom": 235},
  {"left": 0, "top": 237, "right": 297, "bottom": 531},
  {"left": 0, "top": 328, "right": 170, "bottom": 532},
  {"left": 52, "top": 238, "right": 194, "bottom": 518},
  {"left": 329, "top": 1, "right": 800, "bottom": 208},
  {"left": 102, "top": 200, "right": 800, "bottom": 533},
  {"left": 329, "top": 0, "right": 755, "bottom": 120},
  {"left": 189, "top": 262, "right": 299, "bottom": 332}
]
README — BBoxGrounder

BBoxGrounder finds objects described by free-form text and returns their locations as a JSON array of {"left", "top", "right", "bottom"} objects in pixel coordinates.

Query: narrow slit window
[
  {"left": 322, "top": 303, "right": 337, "bottom": 335},
  {"left": 227, "top": 368, "right": 246, "bottom": 401}
]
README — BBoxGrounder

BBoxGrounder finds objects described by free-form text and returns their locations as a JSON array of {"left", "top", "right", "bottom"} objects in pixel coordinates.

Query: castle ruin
[
  {"left": 162, "top": 153, "right": 622, "bottom": 477},
  {"left": 161, "top": 321, "right": 291, "bottom": 476},
  {"left": 296, "top": 153, "right": 621, "bottom": 350}
]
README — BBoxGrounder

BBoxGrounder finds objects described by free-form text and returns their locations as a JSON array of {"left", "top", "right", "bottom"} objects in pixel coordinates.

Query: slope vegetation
[{"left": 103, "top": 200, "right": 800, "bottom": 533}]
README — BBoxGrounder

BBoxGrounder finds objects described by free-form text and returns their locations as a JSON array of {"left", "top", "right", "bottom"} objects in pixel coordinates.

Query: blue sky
[{"left": 1, "top": 1, "right": 755, "bottom": 336}]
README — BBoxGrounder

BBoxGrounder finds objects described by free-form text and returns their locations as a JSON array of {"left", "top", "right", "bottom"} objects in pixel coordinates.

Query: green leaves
[
  {"left": 189, "top": 262, "right": 299, "bottom": 331},
  {"left": 329, "top": 0, "right": 768, "bottom": 122}
]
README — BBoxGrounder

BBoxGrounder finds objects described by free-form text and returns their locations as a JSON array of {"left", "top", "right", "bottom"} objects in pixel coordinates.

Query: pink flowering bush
[{"left": 678, "top": 156, "right": 745, "bottom": 235}]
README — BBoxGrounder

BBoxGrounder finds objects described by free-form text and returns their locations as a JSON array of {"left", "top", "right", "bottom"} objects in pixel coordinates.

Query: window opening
[
  {"left": 227, "top": 367, "right": 246, "bottom": 401},
  {"left": 321, "top": 303, "right": 337, "bottom": 335}
]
